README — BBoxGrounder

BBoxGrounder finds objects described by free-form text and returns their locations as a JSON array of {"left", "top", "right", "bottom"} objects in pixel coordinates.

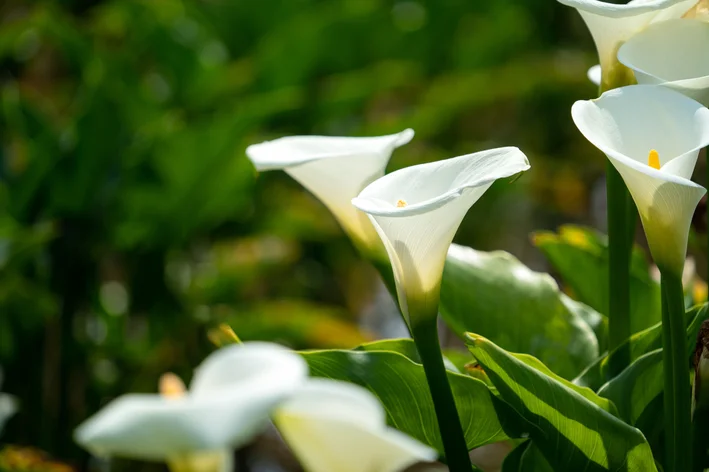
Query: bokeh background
[{"left": 0, "top": 0, "right": 705, "bottom": 471}]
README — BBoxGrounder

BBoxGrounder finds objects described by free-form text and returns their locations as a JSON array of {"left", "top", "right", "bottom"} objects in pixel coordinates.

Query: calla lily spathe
[
  {"left": 275, "top": 379, "right": 437, "bottom": 472},
  {"left": 557, "top": 0, "right": 696, "bottom": 89},
  {"left": 352, "top": 148, "right": 530, "bottom": 323},
  {"left": 571, "top": 85, "right": 709, "bottom": 274},
  {"left": 246, "top": 130, "right": 414, "bottom": 257},
  {"left": 618, "top": 18, "right": 709, "bottom": 106},
  {"left": 75, "top": 343, "right": 308, "bottom": 472}
]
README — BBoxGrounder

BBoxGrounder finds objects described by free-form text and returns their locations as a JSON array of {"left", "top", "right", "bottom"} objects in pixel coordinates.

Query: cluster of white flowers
[
  {"left": 75, "top": 342, "right": 437, "bottom": 472},
  {"left": 562, "top": 0, "right": 709, "bottom": 275},
  {"left": 73, "top": 2, "right": 709, "bottom": 470}
]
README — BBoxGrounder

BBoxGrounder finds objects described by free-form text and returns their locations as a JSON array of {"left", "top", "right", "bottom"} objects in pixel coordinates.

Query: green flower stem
[
  {"left": 606, "top": 162, "right": 634, "bottom": 377},
  {"left": 411, "top": 315, "right": 472, "bottom": 471},
  {"left": 660, "top": 268, "right": 692, "bottom": 472}
]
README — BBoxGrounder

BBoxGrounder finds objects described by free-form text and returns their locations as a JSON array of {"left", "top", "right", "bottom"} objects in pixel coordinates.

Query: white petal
[
  {"left": 352, "top": 148, "right": 529, "bottom": 322},
  {"left": 588, "top": 64, "right": 602, "bottom": 86},
  {"left": 618, "top": 19, "right": 709, "bottom": 106},
  {"left": 75, "top": 343, "right": 308, "bottom": 461},
  {"left": 275, "top": 379, "right": 437, "bottom": 472},
  {"left": 190, "top": 342, "right": 307, "bottom": 397},
  {"left": 557, "top": 0, "right": 695, "bottom": 72},
  {"left": 571, "top": 84, "right": 709, "bottom": 272},
  {"left": 246, "top": 130, "right": 414, "bottom": 252}
]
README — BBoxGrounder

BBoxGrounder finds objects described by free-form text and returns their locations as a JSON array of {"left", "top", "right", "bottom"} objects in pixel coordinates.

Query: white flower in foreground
[
  {"left": 75, "top": 343, "right": 308, "bottom": 472},
  {"left": 352, "top": 148, "right": 530, "bottom": 323},
  {"left": 275, "top": 379, "right": 437, "bottom": 472},
  {"left": 618, "top": 19, "right": 709, "bottom": 106},
  {"left": 246, "top": 130, "right": 414, "bottom": 256},
  {"left": 588, "top": 64, "right": 602, "bottom": 86},
  {"left": 572, "top": 85, "right": 709, "bottom": 274},
  {"left": 557, "top": 0, "right": 696, "bottom": 88}
]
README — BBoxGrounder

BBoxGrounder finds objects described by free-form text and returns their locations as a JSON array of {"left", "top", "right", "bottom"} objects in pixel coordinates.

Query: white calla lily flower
[
  {"left": 618, "top": 18, "right": 709, "bottom": 106},
  {"left": 571, "top": 85, "right": 709, "bottom": 274},
  {"left": 75, "top": 343, "right": 308, "bottom": 472},
  {"left": 246, "top": 129, "right": 414, "bottom": 256},
  {"left": 557, "top": 0, "right": 696, "bottom": 89},
  {"left": 352, "top": 148, "right": 530, "bottom": 324},
  {"left": 275, "top": 379, "right": 437, "bottom": 472}
]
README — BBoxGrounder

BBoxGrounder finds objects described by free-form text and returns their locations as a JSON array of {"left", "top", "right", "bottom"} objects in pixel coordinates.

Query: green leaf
[
  {"left": 502, "top": 441, "right": 553, "bottom": 472},
  {"left": 574, "top": 303, "right": 709, "bottom": 391},
  {"left": 594, "top": 304, "right": 709, "bottom": 445},
  {"left": 466, "top": 333, "right": 658, "bottom": 471},
  {"left": 300, "top": 342, "right": 512, "bottom": 454},
  {"left": 533, "top": 225, "right": 661, "bottom": 335},
  {"left": 355, "top": 338, "right": 460, "bottom": 373},
  {"left": 597, "top": 349, "right": 663, "bottom": 425},
  {"left": 441, "top": 244, "right": 599, "bottom": 379},
  {"left": 510, "top": 352, "right": 617, "bottom": 416}
]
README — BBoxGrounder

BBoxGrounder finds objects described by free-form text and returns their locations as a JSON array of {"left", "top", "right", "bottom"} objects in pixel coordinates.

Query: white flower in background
[
  {"left": 246, "top": 129, "right": 414, "bottom": 257},
  {"left": 75, "top": 343, "right": 308, "bottom": 472},
  {"left": 0, "top": 367, "right": 17, "bottom": 434},
  {"left": 275, "top": 379, "right": 437, "bottom": 472},
  {"left": 618, "top": 19, "right": 709, "bottom": 106},
  {"left": 571, "top": 85, "right": 709, "bottom": 274},
  {"left": 588, "top": 64, "right": 602, "bottom": 86},
  {"left": 352, "top": 148, "right": 530, "bottom": 324},
  {"left": 557, "top": 0, "right": 697, "bottom": 88}
]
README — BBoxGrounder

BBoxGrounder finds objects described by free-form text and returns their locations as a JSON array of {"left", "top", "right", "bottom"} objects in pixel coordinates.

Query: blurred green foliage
[{"left": 0, "top": 0, "right": 605, "bottom": 468}]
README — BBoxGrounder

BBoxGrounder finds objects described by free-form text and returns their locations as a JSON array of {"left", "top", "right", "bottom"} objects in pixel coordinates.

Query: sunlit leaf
[
  {"left": 467, "top": 333, "right": 657, "bottom": 471},
  {"left": 441, "top": 244, "right": 599, "bottom": 379}
]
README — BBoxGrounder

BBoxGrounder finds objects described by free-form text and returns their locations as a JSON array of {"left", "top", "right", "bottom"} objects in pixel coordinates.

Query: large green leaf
[
  {"left": 466, "top": 333, "right": 658, "bottom": 471},
  {"left": 300, "top": 340, "right": 512, "bottom": 454},
  {"left": 533, "top": 225, "right": 661, "bottom": 334},
  {"left": 441, "top": 244, "right": 599, "bottom": 379}
]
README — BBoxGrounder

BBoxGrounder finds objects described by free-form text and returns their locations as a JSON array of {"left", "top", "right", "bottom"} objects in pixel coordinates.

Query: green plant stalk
[
  {"left": 411, "top": 315, "right": 472, "bottom": 471},
  {"left": 606, "top": 162, "right": 634, "bottom": 377},
  {"left": 660, "top": 268, "right": 692, "bottom": 472}
]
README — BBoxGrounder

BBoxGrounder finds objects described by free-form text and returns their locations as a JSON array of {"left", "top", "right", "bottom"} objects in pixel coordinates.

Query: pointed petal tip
[{"left": 394, "top": 128, "right": 415, "bottom": 147}]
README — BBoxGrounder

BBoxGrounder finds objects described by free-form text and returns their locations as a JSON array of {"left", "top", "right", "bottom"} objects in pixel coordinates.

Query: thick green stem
[
  {"left": 411, "top": 317, "right": 472, "bottom": 471},
  {"left": 606, "top": 162, "right": 634, "bottom": 377},
  {"left": 660, "top": 269, "right": 692, "bottom": 472}
]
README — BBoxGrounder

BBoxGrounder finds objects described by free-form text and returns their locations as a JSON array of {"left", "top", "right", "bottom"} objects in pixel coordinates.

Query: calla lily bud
[
  {"left": 557, "top": 0, "right": 696, "bottom": 90},
  {"left": 618, "top": 18, "right": 709, "bottom": 106},
  {"left": 275, "top": 379, "right": 437, "bottom": 472},
  {"left": 246, "top": 130, "right": 414, "bottom": 258},
  {"left": 571, "top": 85, "right": 709, "bottom": 275},
  {"left": 352, "top": 148, "right": 530, "bottom": 324}
]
